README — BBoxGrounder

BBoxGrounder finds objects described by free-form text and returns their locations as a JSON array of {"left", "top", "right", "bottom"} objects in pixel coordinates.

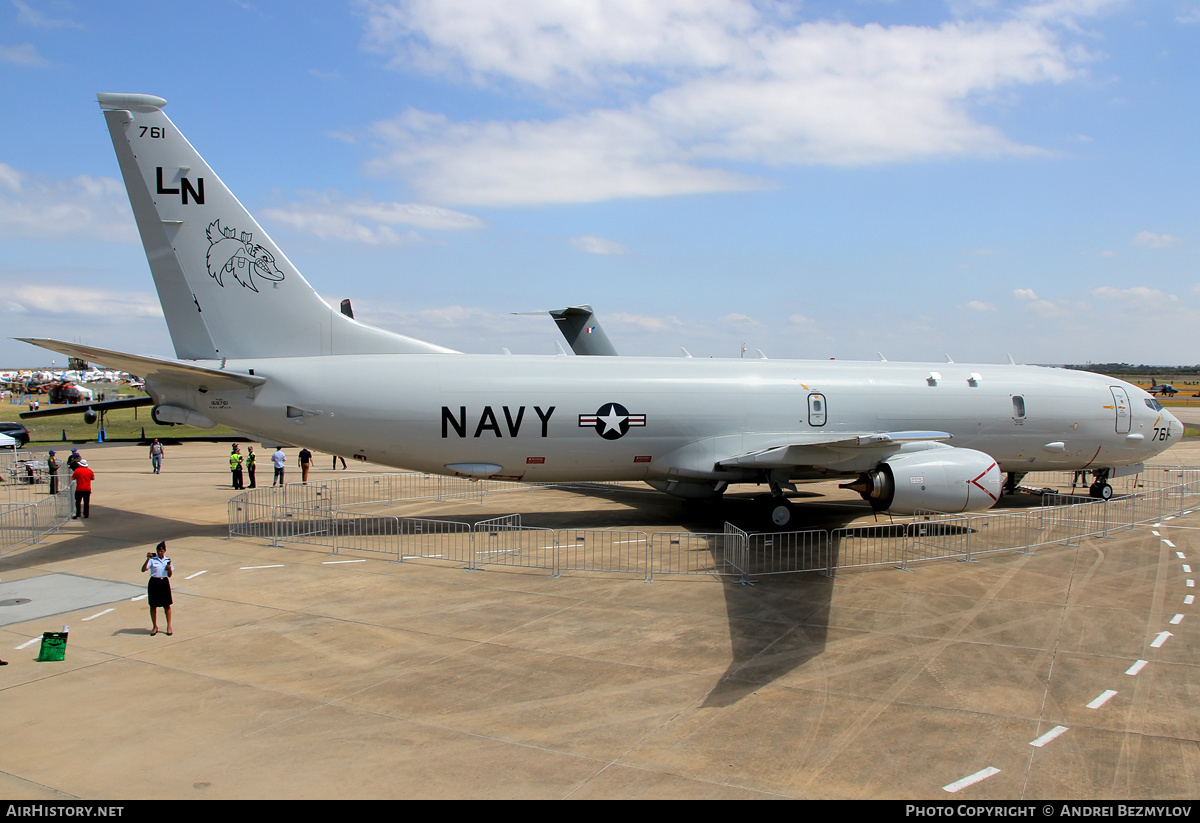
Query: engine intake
[{"left": 842, "top": 447, "right": 1002, "bottom": 514}]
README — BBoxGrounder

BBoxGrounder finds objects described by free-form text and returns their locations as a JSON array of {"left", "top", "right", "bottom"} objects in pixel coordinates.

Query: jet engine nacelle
[
  {"left": 152, "top": 405, "right": 215, "bottom": 430},
  {"left": 843, "top": 446, "right": 1002, "bottom": 515}
]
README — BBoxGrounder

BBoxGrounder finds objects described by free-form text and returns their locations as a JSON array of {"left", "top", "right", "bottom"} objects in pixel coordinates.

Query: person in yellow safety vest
[{"left": 229, "top": 444, "right": 244, "bottom": 490}]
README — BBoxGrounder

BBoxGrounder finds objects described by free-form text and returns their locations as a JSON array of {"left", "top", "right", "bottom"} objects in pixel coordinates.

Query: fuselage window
[{"left": 1012, "top": 395, "right": 1026, "bottom": 419}]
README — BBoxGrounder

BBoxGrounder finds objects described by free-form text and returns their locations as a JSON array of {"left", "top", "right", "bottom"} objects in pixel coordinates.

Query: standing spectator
[
  {"left": 148, "top": 438, "right": 164, "bottom": 474},
  {"left": 332, "top": 454, "right": 346, "bottom": 470},
  {"left": 47, "top": 450, "right": 60, "bottom": 495},
  {"left": 72, "top": 459, "right": 94, "bottom": 519},
  {"left": 66, "top": 447, "right": 81, "bottom": 471},
  {"left": 299, "top": 447, "right": 313, "bottom": 483},
  {"left": 141, "top": 541, "right": 173, "bottom": 636},
  {"left": 229, "top": 444, "right": 244, "bottom": 490},
  {"left": 271, "top": 447, "right": 286, "bottom": 486},
  {"left": 246, "top": 446, "right": 257, "bottom": 489}
]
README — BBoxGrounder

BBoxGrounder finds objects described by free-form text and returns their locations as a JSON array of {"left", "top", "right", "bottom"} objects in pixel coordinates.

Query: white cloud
[
  {"left": 1013, "top": 287, "right": 1070, "bottom": 318},
  {"left": 359, "top": 0, "right": 1098, "bottom": 205},
  {"left": 570, "top": 234, "right": 632, "bottom": 256},
  {"left": 1091, "top": 285, "right": 1177, "bottom": 305},
  {"left": 0, "top": 43, "right": 47, "bottom": 66},
  {"left": 0, "top": 163, "right": 136, "bottom": 242},
  {"left": 13, "top": 0, "right": 82, "bottom": 29},
  {"left": 964, "top": 300, "right": 996, "bottom": 311},
  {"left": 3, "top": 284, "right": 161, "bottom": 318},
  {"left": 367, "top": 108, "right": 763, "bottom": 205},
  {"left": 0, "top": 161, "right": 23, "bottom": 192},
  {"left": 1132, "top": 230, "right": 1181, "bottom": 248},
  {"left": 361, "top": 0, "right": 761, "bottom": 88},
  {"left": 720, "top": 312, "right": 760, "bottom": 327},
  {"left": 607, "top": 312, "right": 683, "bottom": 333},
  {"left": 1088, "top": 286, "right": 1200, "bottom": 330},
  {"left": 261, "top": 192, "right": 485, "bottom": 245}
]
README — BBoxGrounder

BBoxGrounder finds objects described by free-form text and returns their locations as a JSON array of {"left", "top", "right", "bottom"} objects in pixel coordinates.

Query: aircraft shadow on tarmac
[
  {"left": 407, "top": 484, "right": 885, "bottom": 707},
  {"left": 488, "top": 484, "right": 1062, "bottom": 707},
  {"left": 0, "top": 508, "right": 230, "bottom": 569},
  {"left": 1, "top": 486, "right": 1054, "bottom": 707}
]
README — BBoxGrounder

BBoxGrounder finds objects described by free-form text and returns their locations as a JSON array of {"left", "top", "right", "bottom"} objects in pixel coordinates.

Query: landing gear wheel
[
  {"left": 763, "top": 498, "right": 796, "bottom": 530},
  {"left": 1089, "top": 482, "right": 1113, "bottom": 500}
]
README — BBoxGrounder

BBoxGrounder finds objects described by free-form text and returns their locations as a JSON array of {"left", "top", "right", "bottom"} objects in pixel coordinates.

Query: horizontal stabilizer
[
  {"left": 17, "top": 338, "right": 265, "bottom": 391},
  {"left": 20, "top": 395, "right": 153, "bottom": 419}
]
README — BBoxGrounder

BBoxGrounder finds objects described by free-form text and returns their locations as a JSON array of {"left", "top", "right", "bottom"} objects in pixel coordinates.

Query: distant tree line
[{"left": 1064, "top": 364, "right": 1200, "bottom": 378}]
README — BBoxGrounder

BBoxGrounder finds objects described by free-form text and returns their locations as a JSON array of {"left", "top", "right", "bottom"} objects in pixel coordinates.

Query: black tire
[{"left": 764, "top": 498, "right": 795, "bottom": 530}]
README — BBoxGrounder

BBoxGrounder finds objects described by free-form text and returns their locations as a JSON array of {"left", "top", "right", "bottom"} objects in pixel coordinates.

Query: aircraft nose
[
  {"left": 1166, "top": 409, "right": 1185, "bottom": 444},
  {"left": 1149, "top": 408, "right": 1185, "bottom": 452}
]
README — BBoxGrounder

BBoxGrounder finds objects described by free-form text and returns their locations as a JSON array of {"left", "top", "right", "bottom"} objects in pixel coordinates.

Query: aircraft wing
[
  {"left": 16, "top": 338, "right": 265, "bottom": 391},
  {"left": 717, "top": 430, "right": 953, "bottom": 470},
  {"left": 20, "top": 395, "right": 154, "bottom": 419}
]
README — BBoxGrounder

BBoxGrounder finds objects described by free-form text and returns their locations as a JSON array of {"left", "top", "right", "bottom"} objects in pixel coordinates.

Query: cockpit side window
[{"left": 1145, "top": 398, "right": 1163, "bottom": 411}]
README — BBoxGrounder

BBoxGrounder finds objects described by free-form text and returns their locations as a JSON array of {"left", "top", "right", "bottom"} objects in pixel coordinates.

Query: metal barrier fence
[
  {"left": 0, "top": 482, "right": 74, "bottom": 552},
  {"left": 558, "top": 528, "right": 651, "bottom": 577},
  {"left": 473, "top": 516, "right": 556, "bottom": 572},
  {"left": 649, "top": 530, "right": 740, "bottom": 580},
  {"left": 228, "top": 467, "right": 1200, "bottom": 581}
]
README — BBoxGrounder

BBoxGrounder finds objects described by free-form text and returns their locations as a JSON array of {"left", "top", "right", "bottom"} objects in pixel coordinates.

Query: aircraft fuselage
[{"left": 152, "top": 354, "right": 1178, "bottom": 484}]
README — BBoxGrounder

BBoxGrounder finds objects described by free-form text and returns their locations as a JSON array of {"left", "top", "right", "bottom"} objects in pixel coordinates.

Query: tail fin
[
  {"left": 97, "top": 93, "right": 456, "bottom": 360},
  {"left": 549, "top": 305, "right": 619, "bottom": 356}
]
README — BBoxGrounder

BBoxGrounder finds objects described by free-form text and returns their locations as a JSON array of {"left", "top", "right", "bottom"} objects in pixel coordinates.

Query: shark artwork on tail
[{"left": 18, "top": 93, "right": 1183, "bottom": 529}]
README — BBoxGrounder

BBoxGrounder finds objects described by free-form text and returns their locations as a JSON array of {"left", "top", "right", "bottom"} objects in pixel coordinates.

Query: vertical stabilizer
[
  {"left": 97, "top": 93, "right": 456, "bottom": 360},
  {"left": 549, "top": 305, "right": 619, "bottom": 356}
]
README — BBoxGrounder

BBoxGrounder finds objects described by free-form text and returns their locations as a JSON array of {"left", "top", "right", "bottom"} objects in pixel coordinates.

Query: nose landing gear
[{"left": 1087, "top": 469, "right": 1113, "bottom": 500}]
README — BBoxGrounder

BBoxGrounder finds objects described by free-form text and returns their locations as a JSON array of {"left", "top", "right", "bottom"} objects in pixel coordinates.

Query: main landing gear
[
  {"left": 761, "top": 496, "right": 796, "bottom": 529},
  {"left": 756, "top": 476, "right": 797, "bottom": 530}
]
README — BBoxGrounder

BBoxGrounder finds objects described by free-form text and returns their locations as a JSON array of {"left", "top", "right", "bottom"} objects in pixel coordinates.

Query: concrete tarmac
[{"left": 0, "top": 439, "right": 1197, "bottom": 799}]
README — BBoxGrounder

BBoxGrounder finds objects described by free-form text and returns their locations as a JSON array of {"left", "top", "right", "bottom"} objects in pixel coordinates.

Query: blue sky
[{"left": 1, "top": 0, "right": 1198, "bottom": 368}]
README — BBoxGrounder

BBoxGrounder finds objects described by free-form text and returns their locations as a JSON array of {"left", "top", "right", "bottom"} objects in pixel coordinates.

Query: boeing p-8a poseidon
[{"left": 19, "top": 94, "right": 1183, "bottom": 529}]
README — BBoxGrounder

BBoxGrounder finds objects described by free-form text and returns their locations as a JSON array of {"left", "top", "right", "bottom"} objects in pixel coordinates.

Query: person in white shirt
[
  {"left": 141, "top": 541, "right": 174, "bottom": 636},
  {"left": 272, "top": 447, "right": 286, "bottom": 486}
]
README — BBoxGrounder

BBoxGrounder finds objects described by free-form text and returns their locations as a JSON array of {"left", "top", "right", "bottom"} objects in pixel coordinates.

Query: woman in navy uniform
[{"left": 141, "top": 541, "right": 174, "bottom": 636}]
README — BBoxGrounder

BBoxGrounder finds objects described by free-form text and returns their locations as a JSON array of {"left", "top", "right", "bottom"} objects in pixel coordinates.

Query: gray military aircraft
[
  {"left": 17, "top": 93, "right": 1184, "bottom": 528},
  {"left": 1148, "top": 383, "right": 1178, "bottom": 397}
]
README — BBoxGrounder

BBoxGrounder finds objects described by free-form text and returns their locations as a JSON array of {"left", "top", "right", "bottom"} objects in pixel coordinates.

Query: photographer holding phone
[{"left": 141, "top": 541, "right": 173, "bottom": 636}]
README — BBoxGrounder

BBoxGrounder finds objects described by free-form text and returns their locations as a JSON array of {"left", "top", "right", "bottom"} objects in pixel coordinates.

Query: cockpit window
[{"left": 1145, "top": 398, "right": 1163, "bottom": 411}]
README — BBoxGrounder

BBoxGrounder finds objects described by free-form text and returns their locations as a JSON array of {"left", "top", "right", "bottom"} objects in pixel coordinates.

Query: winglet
[{"left": 97, "top": 93, "right": 166, "bottom": 111}]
